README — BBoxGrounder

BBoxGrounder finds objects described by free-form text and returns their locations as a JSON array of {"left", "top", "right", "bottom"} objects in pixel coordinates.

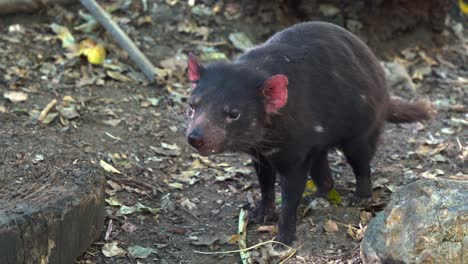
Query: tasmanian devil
[{"left": 185, "top": 21, "right": 434, "bottom": 244}]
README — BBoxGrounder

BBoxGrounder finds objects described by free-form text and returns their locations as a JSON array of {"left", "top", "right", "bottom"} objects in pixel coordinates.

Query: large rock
[{"left": 360, "top": 179, "right": 468, "bottom": 264}]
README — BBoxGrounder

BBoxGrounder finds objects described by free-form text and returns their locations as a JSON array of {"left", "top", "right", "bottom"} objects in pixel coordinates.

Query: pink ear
[
  {"left": 262, "top": 74, "right": 288, "bottom": 114},
  {"left": 188, "top": 52, "right": 200, "bottom": 84}
]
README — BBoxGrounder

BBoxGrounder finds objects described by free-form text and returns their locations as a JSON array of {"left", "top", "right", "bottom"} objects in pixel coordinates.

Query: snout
[
  {"left": 187, "top": 130, "right": 205, "bottom": 148},
  {"left": 186, "top": 127, "right": 224, "bottom": 156}
]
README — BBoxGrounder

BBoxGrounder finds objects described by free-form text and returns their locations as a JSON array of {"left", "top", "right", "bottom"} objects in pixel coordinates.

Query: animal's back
[{"left": 238, "top": 22, "right": 390, "bottom": 144}]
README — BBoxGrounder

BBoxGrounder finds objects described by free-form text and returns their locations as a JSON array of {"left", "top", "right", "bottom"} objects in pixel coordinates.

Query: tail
[{"left": 386, "top": 98, "right": 436, "bottom": 123}]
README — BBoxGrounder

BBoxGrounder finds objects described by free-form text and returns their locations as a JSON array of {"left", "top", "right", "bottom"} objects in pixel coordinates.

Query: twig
[
  {"left": 38, "top": 98, "right": 57, "bottom": 122},
  {"left": 104, "top": 219, "right": 113, "bottom": 241},
  {"left": 194, "top": 209, "right": 297, "bottom": 263},
  {"left": 80, "top": 0, "right": 156, "bottom": 81},
  {"left": 189, "top": 40, "right": 229, "bottom": 46},
  {"left": 193, "top": 239, "right": 297, "bottom": 264},
  {"left": 105, "top": 174, "right": 158, "bottom": 194}
]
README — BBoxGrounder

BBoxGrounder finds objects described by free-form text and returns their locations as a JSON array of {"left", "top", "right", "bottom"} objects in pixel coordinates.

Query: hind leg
[
  {"left": 309, "top": 150, "right": 334, "bottom": 197},
  {"left": 341, "top": 130, "right": 380, "bottom": 198}
]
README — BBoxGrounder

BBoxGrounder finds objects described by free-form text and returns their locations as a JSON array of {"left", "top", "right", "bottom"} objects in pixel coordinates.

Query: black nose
[{"left": 188, "top": 130, "right": 205, "bottom": 148}]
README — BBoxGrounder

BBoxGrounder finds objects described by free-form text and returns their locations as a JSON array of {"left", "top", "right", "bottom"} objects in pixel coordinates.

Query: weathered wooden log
[
  {"left": 0, "top": 0, "right": 74, "bottom": 14},
  {"left": 0, "top": 114, "right": 105, "bottom": 264},
  {"left": 0, "top": 167, "right": 105, "bottom": 263}
]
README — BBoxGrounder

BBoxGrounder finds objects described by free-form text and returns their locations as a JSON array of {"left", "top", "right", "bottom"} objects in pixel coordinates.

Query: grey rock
[{"left": 360, "top": 179, "right": 468, "bottom": 264}]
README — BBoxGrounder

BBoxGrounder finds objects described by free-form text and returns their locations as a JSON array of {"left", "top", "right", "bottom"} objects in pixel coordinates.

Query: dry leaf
[
  {"left": 421, "top": 169, "right": 444, "bottom": 179},
  {"left": 50, "top": 23, "right": 76, "bottom": 48},
  {"left": 102, "top": 241, "right": 126, "bottom": 257},
  {"left": 256, "top": 225, "right": 278, "bottom": 234},
  {"left": 161, "top": 142, "right": 181, "bottom": 151},
  {"left": 228, "top": 234, "right": 240, "bottom": 244},
  {"left": 121, "top": 222, "right": 138, "bottom": 233},
  {"left": 87, "top": 43, "right": 106, "bottom": 65},
  {"left": 79, "top": 39, "right": 106, "bottom": 65},
  {"left": 128, "top": 245, "right": 154, "bottom": 259},
  {"left": 103, "top": 119, "right": 122, "bottom": 127},
  {"left": 180, "top": 197, "right": 197, "bottom": 210},
  {"left": 105, "top": 197, "right": 123, "bottom": 206},
  {"left": 100, "top": 160, "right": 122, "bottom": 174},
  {"left": 107, "top": 71, "right": 133, "bottom": 82},
  {"left": 360, "top": 211, "right": 373, "bottom": 225},
  {"left": 347, "top": 224, "right": 366, "bottom": 241},
  {"left": 416, "top": 143, "right": 449, "bottom": 156},
  {"left": 3, "top": 91, "right": 28, "bottom": 103},
  {"left": 323, "top": 220, "right": 339, "bottom": 233}
]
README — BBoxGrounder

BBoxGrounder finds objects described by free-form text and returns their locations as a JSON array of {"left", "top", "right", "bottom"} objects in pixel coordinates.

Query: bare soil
[{"left": 0, "top": 1, "right": 466, "bottom": 263}]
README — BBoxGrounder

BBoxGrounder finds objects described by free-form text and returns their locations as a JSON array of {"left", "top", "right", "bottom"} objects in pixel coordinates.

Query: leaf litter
[{"left": 1, "top": 1, "right": 466, "bottom": 263}]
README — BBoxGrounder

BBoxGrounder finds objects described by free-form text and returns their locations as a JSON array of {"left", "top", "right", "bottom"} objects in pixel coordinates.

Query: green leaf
[
  {"left": 128, "top": 245, "right": 154, "bottom": 258},
  {"left": 326, "top": 188, "right": 342, "bottom": 205}
]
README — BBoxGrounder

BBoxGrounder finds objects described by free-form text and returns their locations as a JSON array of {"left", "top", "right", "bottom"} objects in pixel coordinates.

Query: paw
[
  {"left": 249, "top": 205, "right": 277, "bottom": 224},
  {"left": 350, "top": 194, "right": 373, "bottom": 206},
  {"left": 275, "top": 231, "right": 296, "bottom": 246}
]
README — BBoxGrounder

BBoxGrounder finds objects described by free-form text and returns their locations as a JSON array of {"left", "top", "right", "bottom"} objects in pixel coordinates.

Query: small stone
[
  {"left": 319, "top": 4, "right": 340, "bottom": 17},
  {"left": 451, "top": 22, "right": 463, "bottom": 35},
  {"left": 346, "top": 19, "right": 362, "bottom": 33},
  {"left": 309, "top": 197, "right": 330, "bottom": 210}
]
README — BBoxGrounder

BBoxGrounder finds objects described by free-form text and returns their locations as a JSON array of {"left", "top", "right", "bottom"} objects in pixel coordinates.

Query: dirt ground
[{"left": 0, "top": 1, "right": 466, "bottom": 263}]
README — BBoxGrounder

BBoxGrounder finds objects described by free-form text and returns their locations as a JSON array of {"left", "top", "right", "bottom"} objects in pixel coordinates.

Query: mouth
[{"left": 190, "top": 145, "right": 222, "bottom": 156}]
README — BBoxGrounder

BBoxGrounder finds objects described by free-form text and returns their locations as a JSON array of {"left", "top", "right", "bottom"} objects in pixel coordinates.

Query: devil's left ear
[
  {"left": 188, "top": 52, "right": 203, "bottom": 87},
  {"left": 262, "top": 74, "right": 289, "bottom": 114}
]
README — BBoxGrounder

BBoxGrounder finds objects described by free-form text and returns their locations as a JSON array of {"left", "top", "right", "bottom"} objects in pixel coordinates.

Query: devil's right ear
[{"left": 188, "top": 53, "right": 203, "bottom": 87}]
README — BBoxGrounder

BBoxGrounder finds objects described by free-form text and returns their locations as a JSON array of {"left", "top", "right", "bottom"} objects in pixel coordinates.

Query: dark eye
[
  {"left": 187, "top": 105, "right": 195, "bottom": 118},
  {"left": 226, "top": 110, "right": 240, "bottom": 121}
]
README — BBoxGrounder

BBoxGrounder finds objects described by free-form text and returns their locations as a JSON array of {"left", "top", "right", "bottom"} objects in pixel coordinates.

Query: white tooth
[{"left": 211, "top": 150, "right": 215, "bottom": 153}]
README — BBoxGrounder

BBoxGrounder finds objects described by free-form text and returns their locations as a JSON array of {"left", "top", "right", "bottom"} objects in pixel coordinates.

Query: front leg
[
  {"left": 249, "top": 155, "right": 277, "bottom": 223},
  {"left": 276, "top": 165, "right": 310, "bottom": 245}
]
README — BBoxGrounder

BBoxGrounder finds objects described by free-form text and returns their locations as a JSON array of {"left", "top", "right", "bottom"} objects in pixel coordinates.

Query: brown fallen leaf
[
  {"left": 228, "top": 234, "right": 239, "bottom": 244},
  {"left": 256, "top": 225, "right": 278, "bottom": 234},
  {"left": 347, "top": 224, "right": 366, "bottom": 242},
  {"left": 121, "top": 222, "right": 138, "bottom": 233},
  {"left": 360, "top": 211, "right": 373, "bottom": 226},
  {"left": 323, "top": 219, "right": 339, "bottom": 233},
  {"left": 103, "top": 119, "right": 122, "bottom": 127},
  {"left": 169, "top": 227, "right": 187, "bottom": 235},
  {"left": 416, "top": 143, "right": 449, "bottom": 156},
  {"left": 107, "top": 70, "right": 133, "bottom": 82}
]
